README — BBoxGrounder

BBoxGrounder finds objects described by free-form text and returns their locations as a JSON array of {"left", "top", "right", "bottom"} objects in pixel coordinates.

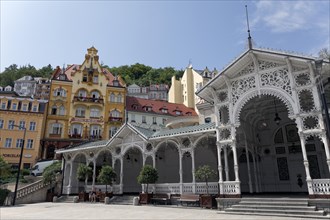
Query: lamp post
[
  {"left": 12, "top": 124, "right": 27, "bottom": 206},
  {"left": 315, "top": 59, "right": 330, "bottom": 138}
]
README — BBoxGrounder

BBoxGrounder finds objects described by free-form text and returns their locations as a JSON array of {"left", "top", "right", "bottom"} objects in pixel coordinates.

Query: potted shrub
[
  {"left": 97, "top": 165, "right": 116, "bottom": 199},
  {"left": 137, "top": 165, "right": 158, "bottom": 204},
  {"left": 43, "top": 161, "right": 62, "bottom": 202},
  {"left": 76, "top": 164, "right": 92, "bottom": 202},
  {"left": 195, "top": 165, "right": 217, "bottom": 208}
]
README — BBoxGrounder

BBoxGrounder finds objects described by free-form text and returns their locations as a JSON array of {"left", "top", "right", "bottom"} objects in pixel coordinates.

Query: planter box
[
  {"left": 200, "top": 195, "right": 217, "bottom": 209},
  {"left": 139, "top": 193, "right": 153, "bottom": 204}
]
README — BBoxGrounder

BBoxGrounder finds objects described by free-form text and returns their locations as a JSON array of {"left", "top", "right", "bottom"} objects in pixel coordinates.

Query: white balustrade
[
  {"left": 154, "top": 183, "right": 180, "bottom": 194},
  {"left": 309, "top": 179, "right": 330, "bottom": 195},
  {"left": 195, "top": 182, "right": 218, "bottom": 194},
  {"left": 223, "top": 181, "right": 240, "bottom": 195},
  {"left": 16, "top": 179, "right": 49, "bottom": 199}
]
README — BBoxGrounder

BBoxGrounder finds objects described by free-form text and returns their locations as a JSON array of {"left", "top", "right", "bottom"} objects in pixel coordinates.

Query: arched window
[
  {"left": 51, "top": 106, "right": 57, "bottom": 115},
  {"left": 53, "top": 88, "right": 66, "bottom": 97},
  {"left": 78, "top": 89, "right": 87, "bottom": 98},
  {"left": 91, "top": 91, "right": 100, "bottom": 99},
  {"left": 117, "top": 94, "right": 122, "bottom": 103},
  {"left": 51, "top": 123, "right": 62, "bottom": 135},
  {"left": 59, "top": 106, "right": 65, "bottom": 116},
  {"left": 90, "top": 108, "right": 100, "bottom": 118},
  {"left": 75, "top": 107, "right": 86, "bottom": 117},
  {"left": 110, "top": 110, "right": 120, "bottom": 118},
  {"left": 90, "top": 125, "right": 101, "bottom": 138},
  {"left": 110, "top": 93, "right": 115, "bottom": 102}
]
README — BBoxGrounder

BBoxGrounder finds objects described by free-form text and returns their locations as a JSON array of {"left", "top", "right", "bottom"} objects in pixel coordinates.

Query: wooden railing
[{"left": 73, "top": 96, "right": 104, "bottom": 104}]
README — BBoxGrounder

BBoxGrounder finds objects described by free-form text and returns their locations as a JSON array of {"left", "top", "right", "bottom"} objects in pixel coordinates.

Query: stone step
[
  {"left": 241, "top": 197, "right": 308, "bottom": 202},
  {"left": 232, "top": 204, "right": 316, "bottom": 211},
  {"left": 239, "top": 200, "right": 308, "bottom": 206},
  {"left": 226, "top": 207, "right": 325, "bottom": 216},
  {"left": 222, "top": 211, "right": 329, "bottom": 219}
]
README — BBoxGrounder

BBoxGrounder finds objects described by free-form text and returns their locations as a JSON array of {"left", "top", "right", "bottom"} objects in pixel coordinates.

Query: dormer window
[
  {"left": 174, "top": 110, "right": 182, "bottom": 115},
  {"left": 132, "top": 104, "right": 138, "bottom": 110},
  {"left": 186, "top": 112, "right": 192, "bottom": 116},
  {"left": 113, "top": 80, "right": 119, "bottom": 87},
  {"left": 82, "top": 73, "right": 88, "bottom": 82},
  {"left": 144, "top": 106, "right": 152, "bottom": 112},
  {"left": 160, "top": 108, "right": 168, "bottom": 113}
]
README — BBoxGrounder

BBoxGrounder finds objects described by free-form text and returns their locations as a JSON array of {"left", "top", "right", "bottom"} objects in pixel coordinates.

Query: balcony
[
  {"left": 73, "top": 96, "right": 104, "bottom": 104},
  {"left": 108, "top": 117, "right": 123, "bottom": 124},
  {"left": 68, "top": 134, "right": 82, "bottom": 139},
  {"left": 49, "top": 133, "right": 61, "bottom": 138}
]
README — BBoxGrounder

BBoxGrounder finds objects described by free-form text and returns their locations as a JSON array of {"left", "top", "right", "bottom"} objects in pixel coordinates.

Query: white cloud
[{"left": 252, "top": 1, "right": 319, "bottom": 33}]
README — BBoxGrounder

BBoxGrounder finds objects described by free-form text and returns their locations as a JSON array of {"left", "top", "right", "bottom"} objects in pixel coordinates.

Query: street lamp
[
  {"left": 315, "top": 59, "right": 330, "bottom": 138},
  {"left": 12, "top": 124, "right": 27, "bottom": 206}
]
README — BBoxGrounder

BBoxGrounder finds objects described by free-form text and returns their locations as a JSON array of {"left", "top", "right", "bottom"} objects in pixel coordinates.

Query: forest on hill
[{"left": 0, "top": 63, "right": 184, "bottom": 87}]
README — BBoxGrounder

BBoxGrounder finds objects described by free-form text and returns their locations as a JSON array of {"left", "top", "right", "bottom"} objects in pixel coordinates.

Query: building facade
[
  {"left": 14, "top": 76, "right": 37, "bottom": 97},
  {"left": 127, "top": 84, "right": 169, "bottom": 101},
  {"left": 0, "top": 92, "right": 48, "bottom": 169},
  {"left": 41, "top": 47, "right": 126, "bottom": 159},
  {"left": 57, "top": 47, "right": 330, "bottom": 201},
  {"left": 168, "top": 66, "right": 217, "bottom": 112},
  {"left": 126, "top": 96, "right": 198, "bottom": 131},
  {"left": 34, "top": 78, "right": 51, "bottom": 100}
]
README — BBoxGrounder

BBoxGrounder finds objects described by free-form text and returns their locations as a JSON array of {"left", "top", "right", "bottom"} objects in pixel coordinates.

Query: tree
[
  {"left": 76, "top": 164, "right": 93, "bottom": 182},
  {"left": 42, "top": 161, "right": 62, "bottom": 193},
  {"left": 319, "top": 48, "right": 330, "bottom": 60},
  {"left": 137, "top": 165, "right": 158, "bottom": 193},
  {"left": 195, "top": 165, "right": 217, "bottom": 195},
  {"left": 97, "top": 165, "right": 116, "bottom": 193},
  {"left": 0, "top": 156, "right": 12, "bottom": 183}
]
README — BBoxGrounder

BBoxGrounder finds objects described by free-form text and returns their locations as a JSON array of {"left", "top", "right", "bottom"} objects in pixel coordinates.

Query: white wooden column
[
  {"left": 224, "top": 145, "right": 229, "bottom": 181},
  {"left": 321, "top": 133, "right": 330, "bottom": 174},
  {"left": 232, "top": 142, "right": 240, "bottom": 182},
  {"left": 179, "top": 151, "right": 183, "bottom": 194},
  {"left": 217, "top": 142, "right": 224, "bottom": 195},
  {"left": 92, "top": 159, "right": 96, "bottom": 188},
  {"left": 152, "top": 154, "right": 156, "bottom": 168},
  {"left": 299, "top": 134, "right": 312, "bottom": 180},
  {"left": 67, "top": 161, "right": 73, "bottom": 194},
  {"left": 191, "top": 149, "right": 196, "bottom": 194}
]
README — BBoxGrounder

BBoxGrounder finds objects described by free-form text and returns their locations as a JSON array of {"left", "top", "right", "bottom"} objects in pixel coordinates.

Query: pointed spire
[
  {"left": 245, "top": 5, "right": 253, "bottom": 50},
  {"left": 62, "top": 64, "right": 66, "bottom": 74}
]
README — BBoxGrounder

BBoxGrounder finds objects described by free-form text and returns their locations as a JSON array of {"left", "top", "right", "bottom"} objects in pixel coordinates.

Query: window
[
  {"left": 19, "top": 121, "right": 25, "bottom": 130},
  {"left": 32, "top": 105, "right": 38, "bottom": 112},
  {"left": 51, "top": 123, "right": 62, "bottom": 135},
  {"left": 110, "top": 110, "right": 120, "bottom": 118},
  {"left": 54, "top": 88, "right": 66, "bottom": 97},
  {"left": 161, "top": 108, "right": 168, "bottom": 113},
  {"left": 71, "top": 124, "right": 82, "bottom": 135},
  {"left": 109, "top": 127, "right": 118, "bottom": 137},
  {"left": 91, "top": 91, "right": 100, "bottom": 99},
  {"left": 90, "top": 108, "right": 100, "bottom": 118},
  {"left": 59, "top": 106, "right": 65, "bottom": 115},
  {"left": 82, "top": 74, "right": 87, "bottom": 82},
  {"left": 78, "top": 89, "right": 87, "bottom": 98},
  {"left": 8, "top": 120, "right": 14, "bottom": 130},
  {"left": 142, "top": 116, "right": 146, "bottom": 123},
  {"left": 152, "top": 117, "right": 157, "bottom": 124},
  {"left": 0, "top": 119, "right": 3, "bottom": 129},
  {"left": 51, "top": 106, "right": 57, "bottom": 115},
  {"left": 204, "top": 117, "right": 211, "bottom": 123},
  {"left": 131, "top": 114, "right": 135, "bottom": 122},
  {"left": 22, "top": 103, "right": 28, "bottom": 111},
  {"left": 5, "top": 138, "right": 12, "bottom": 148},
  {"left": 90, "top": 125, "right": 101, "bottom": 137},
  {"left": 117, "top": 94, "right": 122, "bottom": 103},
  {"left": 75, "top": 107, "right": 86, "bottom": 117},
  {"left": 16, "top": 139, "right": 24, "bottom": 148},
  {"left": 1, "top": 102, "right": 6, "bottom": 109},
  {"left": 26, "top": 139, "right": 33, "bottom": 149},
  {"left": 12, "top": 103, "right": 17, "bottom": 110},
  {"left": 110, "top": 93, "right": 115, "bottom": 102},
  {"left": 162, "top": 118, "right": 167, "bottom": 125},
  {"left": 93, "top": 75, "right": 98, "bottom": 84},
  {"left": 29, "top": 122, "right": 36, "bottom": 131},
  {"left": 175, "top": 110, "right": 181, "bottom": 115}
]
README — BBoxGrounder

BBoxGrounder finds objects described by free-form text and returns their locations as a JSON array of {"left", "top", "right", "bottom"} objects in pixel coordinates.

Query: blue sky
[{"left": 1, "top": 0, "right": 329, "bottom": 72}]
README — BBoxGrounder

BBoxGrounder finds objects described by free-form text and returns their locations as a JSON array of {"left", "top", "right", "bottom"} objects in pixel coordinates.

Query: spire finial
[{"left": 245, "top": 5, "right": 252, "bottom": 49}]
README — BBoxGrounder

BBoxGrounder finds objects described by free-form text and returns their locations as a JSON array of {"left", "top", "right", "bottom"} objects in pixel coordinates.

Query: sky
[{"left": 1, "top": 0, "right": 329, "bottom": 72}]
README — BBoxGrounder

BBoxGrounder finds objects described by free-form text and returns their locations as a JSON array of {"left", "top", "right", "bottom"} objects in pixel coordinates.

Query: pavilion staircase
[
  {"left": 224, "top": 197, "right": 329, "bottom": 219},
  {"left": 57, "top": 195, "right": 76, "bottom": 203},
  {"left": 109, "top": 195, "right": 136, "bottom": 205}
]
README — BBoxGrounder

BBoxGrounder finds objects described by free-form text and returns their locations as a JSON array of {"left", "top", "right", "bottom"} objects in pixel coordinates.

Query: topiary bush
[{"left": 137, "top": 165, "right": 158, "bottom": 193}]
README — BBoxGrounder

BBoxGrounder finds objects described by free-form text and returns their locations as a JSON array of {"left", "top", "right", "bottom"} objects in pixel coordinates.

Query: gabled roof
[
  {"left": 56, "top": 122, "right": 216, "bottom": 154},
  {"left": 126, "top": 96, "right": 197, "bottom": 116}
]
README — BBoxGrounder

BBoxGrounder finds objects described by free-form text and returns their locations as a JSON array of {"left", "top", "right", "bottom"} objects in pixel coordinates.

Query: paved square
[{"left": 1, "top": 203, "right": 307, "bottom": 220}]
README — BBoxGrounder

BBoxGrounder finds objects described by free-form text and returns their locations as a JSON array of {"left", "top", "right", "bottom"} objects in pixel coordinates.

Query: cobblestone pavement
[{"left": 0, "top": 202, "right": 309, "bottom": 220}]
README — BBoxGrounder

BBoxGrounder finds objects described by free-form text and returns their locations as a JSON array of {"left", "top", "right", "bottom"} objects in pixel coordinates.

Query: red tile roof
[{"left": 126, "top": 96, "right": 197, "bottom": 117}]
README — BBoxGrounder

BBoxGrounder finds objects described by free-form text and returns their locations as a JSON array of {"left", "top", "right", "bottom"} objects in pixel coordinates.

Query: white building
[
  {"left": 127, "top": 84, "right": 169, "bottom": 101},
  {"left": 14, "top": 76, "right": 37, "bottom": 97},
  {"left": 56, "top": 46, "right": 330, "bottom": 209}
]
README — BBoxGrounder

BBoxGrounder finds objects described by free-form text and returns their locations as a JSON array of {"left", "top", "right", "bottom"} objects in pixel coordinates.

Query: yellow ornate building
[
  {"left": 42, "top": 47, "right": 126, "bottom": 159},
  {"left": 0, "top": 92, "right": 48, "bottom": 169}
]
